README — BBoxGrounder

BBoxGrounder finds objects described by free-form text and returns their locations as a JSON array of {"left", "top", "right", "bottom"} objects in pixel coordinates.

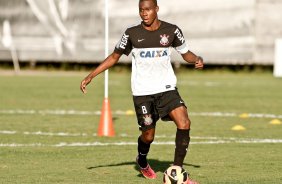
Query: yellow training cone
[
  {"left": 269, "top": 119, "right": 282, "bottom": 125},
  {"left": 232, "top": 125, "right": 246, "bottom": 131},
  {"left": 239, "top": 113, "right": 249, "bottom": 118},
  {"left": 125, "top": 110, "right": 135, "bottom": 115}
]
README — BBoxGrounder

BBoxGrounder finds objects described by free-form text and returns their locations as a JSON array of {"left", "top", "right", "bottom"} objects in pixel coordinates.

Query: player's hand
[
  {"left": 195, "top": 56, "right": 204, "bottom": 69},
  {"left": 80, "top": 78, "right": 91, "bottom": 94}
]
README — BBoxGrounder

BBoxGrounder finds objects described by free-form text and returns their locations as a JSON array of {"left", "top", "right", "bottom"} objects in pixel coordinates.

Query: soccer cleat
[
  {"left": 186, "top": 178, "right": 200, "bottom": 184},
  {"left": 136, "top": 156, "right": 157, "bottom": 179}
]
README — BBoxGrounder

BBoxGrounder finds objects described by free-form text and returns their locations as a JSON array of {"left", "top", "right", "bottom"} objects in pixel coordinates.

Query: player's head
[
  {"left": 139, "top": 0, "right": 158, "bottom": 6},
  {"left": 139, "top": 0, "right": 159, "bottom": 27}
]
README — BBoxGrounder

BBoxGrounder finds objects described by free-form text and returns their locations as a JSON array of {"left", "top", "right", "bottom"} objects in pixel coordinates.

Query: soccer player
[{"left": 80, "top": 0, "right": 203, "bottom": 182}]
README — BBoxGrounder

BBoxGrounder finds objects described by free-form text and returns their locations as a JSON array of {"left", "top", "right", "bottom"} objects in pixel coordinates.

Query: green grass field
[{"left": 0, "top": 69, "right": 282, "bottom": 184}]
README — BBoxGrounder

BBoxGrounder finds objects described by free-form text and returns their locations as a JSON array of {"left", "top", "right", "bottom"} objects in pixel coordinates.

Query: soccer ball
[{"left": 163, "top": 165, "right": 188, "bottom": 184}]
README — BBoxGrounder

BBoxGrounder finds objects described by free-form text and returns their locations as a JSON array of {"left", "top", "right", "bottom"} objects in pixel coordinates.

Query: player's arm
[
  {"left": 181, "top": 51, "right": 204, "bottom": 69},
  {"left": 80, "top": 51, "right": 122, "bottom": 93}
]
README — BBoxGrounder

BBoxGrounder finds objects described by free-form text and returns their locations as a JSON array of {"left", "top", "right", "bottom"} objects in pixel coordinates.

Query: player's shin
[
  {"left": 137, "top": 136, "right": 151, "bottom": 168},
  {"left": 173, "top": 128, "right": 190, "bottom": 167}
]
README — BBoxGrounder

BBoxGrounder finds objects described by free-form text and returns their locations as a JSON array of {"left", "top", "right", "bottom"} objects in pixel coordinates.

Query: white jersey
[{"left": 114, "top": 21, "right": 189, "bottom": 96}]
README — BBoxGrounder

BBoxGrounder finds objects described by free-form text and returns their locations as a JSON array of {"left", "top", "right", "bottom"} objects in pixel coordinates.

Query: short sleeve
[
  {"left": 172, "top": 26, "right": 189, "bottom": 54},
  {"left": 114, "top": 29, "right": 132, "bottom": 56}
]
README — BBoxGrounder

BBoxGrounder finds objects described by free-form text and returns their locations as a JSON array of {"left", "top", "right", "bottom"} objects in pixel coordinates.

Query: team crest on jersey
[
  {"left": 143, "top": 114, "right": 153, "bottom": 126},
  {"left": 160, "top": 34, "right": 169, "bottom": 46}
]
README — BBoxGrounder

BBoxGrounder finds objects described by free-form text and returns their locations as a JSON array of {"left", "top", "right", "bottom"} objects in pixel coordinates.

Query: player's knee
[
  {"left": 177, "top": 118, "right": 191, "bottom": 129},
  {"left": 141, "top": 130, "right": 155, "bottom": 144},
  {"left": 144, "top": 136, "right": 154, "bottom": 144}
]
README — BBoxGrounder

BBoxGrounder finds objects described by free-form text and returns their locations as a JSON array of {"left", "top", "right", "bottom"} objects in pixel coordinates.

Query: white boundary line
[
  {"left": 0, "top": 130, "right": 234, "bottom": 139},
  {"left": 0, "top": 130, "right": 157, "bottom": 138},
  {"left": 1, "top": 139, "right": 282, "bottom": 147},
  {"left": 2, "top": 130, "right": 282, "bottom": 147},
  {"left": 1, "top": 130, "right": 282, "bottom": 143},
  {"left": 1, "top": 109, "right": 282, "bottom": 119}
]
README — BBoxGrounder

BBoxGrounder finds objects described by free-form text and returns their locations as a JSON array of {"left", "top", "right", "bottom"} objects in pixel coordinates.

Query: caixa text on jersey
[{"left": 140, "top": 50, "right": 168, "bottom": 58}]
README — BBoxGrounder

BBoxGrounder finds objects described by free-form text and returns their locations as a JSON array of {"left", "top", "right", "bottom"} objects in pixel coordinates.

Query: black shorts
[{"left": 133, "top": 89, "right": 187, "bottom": 131}]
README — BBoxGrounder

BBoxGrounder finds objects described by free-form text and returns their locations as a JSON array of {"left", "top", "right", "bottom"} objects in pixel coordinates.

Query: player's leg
[
  {"left": 138, "top": 128, "right": 155, "bottom": 168},
  {"left": 158, "top": 90, "right": 198, "bottom": 183},
  {"left": 169, "top": 106, "right": 191, "bottom": 167},
  {"left": 156, "top": 90, "right": 191, "bottom": 167},
  {"left": 169, "top": 107, "right": 199, "bottom": 184},
  {"left": 133, "top": 95, "right": 158, "bottom": 179},
  {"left": 136, "top": 128, "right": 157, "bottom": 179}
]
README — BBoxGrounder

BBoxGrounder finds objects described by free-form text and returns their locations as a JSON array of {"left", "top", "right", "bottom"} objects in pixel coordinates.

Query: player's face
[{"left": 139, "top": 0, "right": 159, "bottom": 26}]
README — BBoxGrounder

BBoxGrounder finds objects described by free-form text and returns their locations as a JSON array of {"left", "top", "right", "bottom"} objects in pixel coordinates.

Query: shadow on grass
[{"left": 87, "top": 159, "right": 200, "bottom": 177}]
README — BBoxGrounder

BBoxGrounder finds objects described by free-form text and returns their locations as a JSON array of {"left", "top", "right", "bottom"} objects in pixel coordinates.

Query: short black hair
[{"left": 139, "top": 0, "right": 158, "bottom": 6}]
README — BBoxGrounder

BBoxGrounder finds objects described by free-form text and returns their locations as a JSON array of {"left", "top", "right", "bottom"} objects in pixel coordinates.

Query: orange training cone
[{"left": 97, "top": 98, "right": 115, "bottom": 137}]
